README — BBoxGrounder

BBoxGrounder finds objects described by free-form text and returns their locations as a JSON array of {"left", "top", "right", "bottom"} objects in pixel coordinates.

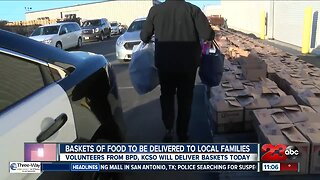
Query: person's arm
[
  {"left": 140, "top": 7, "right": 155, "bottom": 43},
  {"left": 194, "top": 7, "right": 215, "bottom": 41}
]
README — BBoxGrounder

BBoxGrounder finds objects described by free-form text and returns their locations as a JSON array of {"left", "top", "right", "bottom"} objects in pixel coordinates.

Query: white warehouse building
[
  {"left": 25, "top": 0, "right": 160, "bottom": 27},
  {"left": 219, "top": 0, "right": 320, "bottom": 54}
]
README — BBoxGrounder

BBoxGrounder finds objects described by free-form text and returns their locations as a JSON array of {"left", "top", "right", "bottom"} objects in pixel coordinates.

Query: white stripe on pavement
[{"left": 103, "top": 52, "right": 116, "bottom": 57}]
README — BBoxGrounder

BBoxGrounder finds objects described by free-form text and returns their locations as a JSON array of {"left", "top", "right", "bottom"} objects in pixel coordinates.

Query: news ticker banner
[
  {"left": 10, "top": 162, "right": 258, "bottom": 173},
  {"left": 24, "top": 143, "right": 259, "bottom": 162},
  {"left": 9, "top": 162, "right": 300, "bottom": 173},
  {"left": 58, "top": 143, "right": 259, "bottom": 162}
]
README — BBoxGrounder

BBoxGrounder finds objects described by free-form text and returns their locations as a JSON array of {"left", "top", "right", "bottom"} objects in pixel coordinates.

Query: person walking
[{"left": 140, "top": 0, "right": 215, "bottom": 142}]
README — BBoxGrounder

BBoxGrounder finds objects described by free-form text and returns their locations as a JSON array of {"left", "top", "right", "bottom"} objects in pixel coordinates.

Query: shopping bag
[
  {"left": 198, "top": 40, "right": 225, "bottom": 87},
  {"left": 129, "top": 41, "right": 159, "bottom": 95}
]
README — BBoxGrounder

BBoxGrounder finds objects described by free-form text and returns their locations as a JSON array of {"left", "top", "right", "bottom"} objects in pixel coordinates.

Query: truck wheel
[
  {"left": 100, "top": 32, "right": 104, "bottom": 41},
  {"left": 55, "top": 42, "right": 62, "bottom": 49},
  {"left": 76, "top": 38, "right": 82, "bottom": 48}
]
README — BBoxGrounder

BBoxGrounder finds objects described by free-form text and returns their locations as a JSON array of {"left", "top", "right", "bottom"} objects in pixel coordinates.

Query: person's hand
[{"left": 203, "top": 41, "right": 213, "bottom": 48}]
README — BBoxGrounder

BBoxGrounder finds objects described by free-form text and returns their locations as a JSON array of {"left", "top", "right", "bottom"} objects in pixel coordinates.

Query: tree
[{"left": 0, "top": 20, "right": 8, "bottom": 26}]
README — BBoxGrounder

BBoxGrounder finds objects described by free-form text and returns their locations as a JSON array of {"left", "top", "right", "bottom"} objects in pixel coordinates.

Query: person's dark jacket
[{"left": 140, "top": 0, "right": 215, "bottom": 72}]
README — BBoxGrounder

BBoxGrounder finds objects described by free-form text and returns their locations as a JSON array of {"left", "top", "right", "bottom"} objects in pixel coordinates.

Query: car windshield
[
  {"left": 82, "top": 20, "right": 101, "bottom": 27},
  {"left": 111, "top": 23, "right": 118, "bottom": 26},
  {"left": 127, "top": 20, "right": 145, "bottom": 32},
  {"left": 31, "top": 26, "right": 60, "bottom": 36}
]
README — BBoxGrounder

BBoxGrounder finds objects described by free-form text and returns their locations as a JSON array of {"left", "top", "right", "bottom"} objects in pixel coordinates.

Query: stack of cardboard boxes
[
  {"left": 252, "top": 107, "right": 320, "bottom": 174},
  {"left": 210, "top": 29, "right": 320, "bottom": 174},
  {"left": 208, "top": 77, "right": 298, "bottom": 134},
  {"left": 223, "top": 29, "right": 320, "bottom": 111}
]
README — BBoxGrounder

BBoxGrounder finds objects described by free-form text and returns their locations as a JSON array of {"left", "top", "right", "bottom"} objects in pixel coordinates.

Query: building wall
[
  {"left": 220, "top": 0, "right": 320, "bottom": 53},
  {"left": 220, "top": 1, "right": 271, "bottom": 37},
  {"left": 273, "top": 1, "right": 320, "bottom": 51},
  {"left": 203, "top": 5, "right": 222, "bottom": 16},
  {"left": 25, "top": 1, "right": 154, "bottom": 26}
]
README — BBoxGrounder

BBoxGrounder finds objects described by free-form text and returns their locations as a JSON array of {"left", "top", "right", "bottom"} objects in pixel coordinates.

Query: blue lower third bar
[
  {"left": 71, "top": 163, "right": 100, "bottom": 172},
  {"left": 42, "top": 163, "right": 70, "bottom": 171}
]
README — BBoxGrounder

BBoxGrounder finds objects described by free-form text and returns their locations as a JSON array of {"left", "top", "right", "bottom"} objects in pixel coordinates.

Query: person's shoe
[
  {"left": 162, "top": 129, "right": 173, "bottom": 143},
  {"left": 178, "top": 134, "right": 189, "bottom": 143}
]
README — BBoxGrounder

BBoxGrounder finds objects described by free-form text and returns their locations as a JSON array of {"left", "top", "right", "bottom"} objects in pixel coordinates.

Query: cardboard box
[
  {"left": 243, "top": 98, "right": 271, "bottom": 131},
  {"left": 253, "top": 81, "right": 287, "bottom": 97},
  {"left": 259, "top": 123, "right": 310, "bottom": 174},
  {"left": 291, "top": 88, "right": 316, "bottom": 105},
  {"left": 252, "top": 109, "right": 285, "bottom": 130},
  {"left": 253, "top": 106, "right": 319, "bottom": 128},
  {"left": 274, "top": 72, "right": 294, "bottom": 92},
  {"left": 214, "top": 122, "right": 244, "bottom": 134},
  {"left": 210, "top": 86, "right": 226, "bottom": 101},
  {"left": 244, "top": 98, "right": 271, "bottom": 122},
  {"left": 228, "top": 46, "right": 240, "bottom": 59},
  {"left": 283, "top": 106, "right": 317, "bottom": 124},
  {"left": 295, "top": 122, "right": 320, "bottom": 174},
  {"left": 262, "top": 95, "right": 298, "bottom": 108},
  {"left": 221, "top": 72, "right": 237, "bottom": 84},
  {"left": 299, "top": 112, "right": 320, "bottom": 123},
  {"left": 237, "top": 52, "right": 268, "bottom": 81},
  {"left": 209, "top": 98, "right": 244, "bottom": 133},
  {"left": 241, "top": 63, "right": 267, "bottom": 82}
]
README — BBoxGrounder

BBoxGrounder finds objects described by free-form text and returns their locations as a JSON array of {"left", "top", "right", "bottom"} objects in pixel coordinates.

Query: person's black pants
[{"left": 158, "top": 69, "right": 197, "bottom": 138}]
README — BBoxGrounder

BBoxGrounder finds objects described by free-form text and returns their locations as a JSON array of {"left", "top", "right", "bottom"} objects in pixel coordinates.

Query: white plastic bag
[{"left": 129, "top": 41, "right": 159, "bottom": 95}]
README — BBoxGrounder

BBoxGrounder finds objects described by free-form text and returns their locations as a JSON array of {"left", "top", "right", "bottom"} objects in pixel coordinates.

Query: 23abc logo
[{"left": 261, "top": 144, "right": 300, "bottom": 161}]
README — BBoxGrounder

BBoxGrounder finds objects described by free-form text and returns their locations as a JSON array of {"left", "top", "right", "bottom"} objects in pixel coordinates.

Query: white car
[
  {"left": 110, "top": 21, "right": 121, "bottom": 35},
  {"left": 116, "top": 18, "right": 146, "bottom": 61},
  {"left": 1, "top": 29, "right": 125, "bottom": 180},
  {"left": 29, "top": 22, "right": 83, "bottom": 50}
]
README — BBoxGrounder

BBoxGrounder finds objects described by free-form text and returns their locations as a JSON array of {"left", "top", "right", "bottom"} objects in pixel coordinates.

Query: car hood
[
  {"left": 122, "top": 31, "right": 141, "bottom": 42},
  {"left": 82, "top": 26, "right": 98, "bottom": 30},
  {"left": 29, "top": 34, "right": 56, "bottom": 42}
]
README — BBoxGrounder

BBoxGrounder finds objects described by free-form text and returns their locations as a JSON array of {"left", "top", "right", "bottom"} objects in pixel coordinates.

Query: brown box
[
  {"left": 295, "top": 122, "right": 320, "bottom": 174},
  {"left": 238, "top": 52, "right": 268, "bottom": 81},
  {"left": 259, "top": 123, "right": 310, "bottom": 174},
  {"left": 215, "top": 122, "right": 244, "bottom": 134},
  {"left": 210, "top": 86, "right": 226, "bottom": 101},
  {"left": 263, "top": 95, "right": 298, "bottom": 108},
  {"left": 283, "top": 106, "right": 318, "bottom": 124},
  {"left": 244, "top": 98, "right": 271, "bottom": 122},
  {"left": 254, "top": 83, "right": 287, "bottom": 97},
  {"left": 242, "top": 63, "right": 267, "bottom": 82},
  {"left": 221, "top": 71, "right": 237, "bottom": 82},
  {"left": 252, "top": 109, "right": 286, "bottom": 131},
  {"left": 291, "top": 88, "right": 316, "bottom": 105},
  {"left": 209, "top": 98, "right": 244, "bottom": 133},
  {"left": 274, "top": 72, "right": 293, "bottom": 92},
  {"left": 243, "top": 98, "right": 271, "bottom": 131},
  {"left": 253, "top": 106, "right": 319, "bottom": 127}
]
